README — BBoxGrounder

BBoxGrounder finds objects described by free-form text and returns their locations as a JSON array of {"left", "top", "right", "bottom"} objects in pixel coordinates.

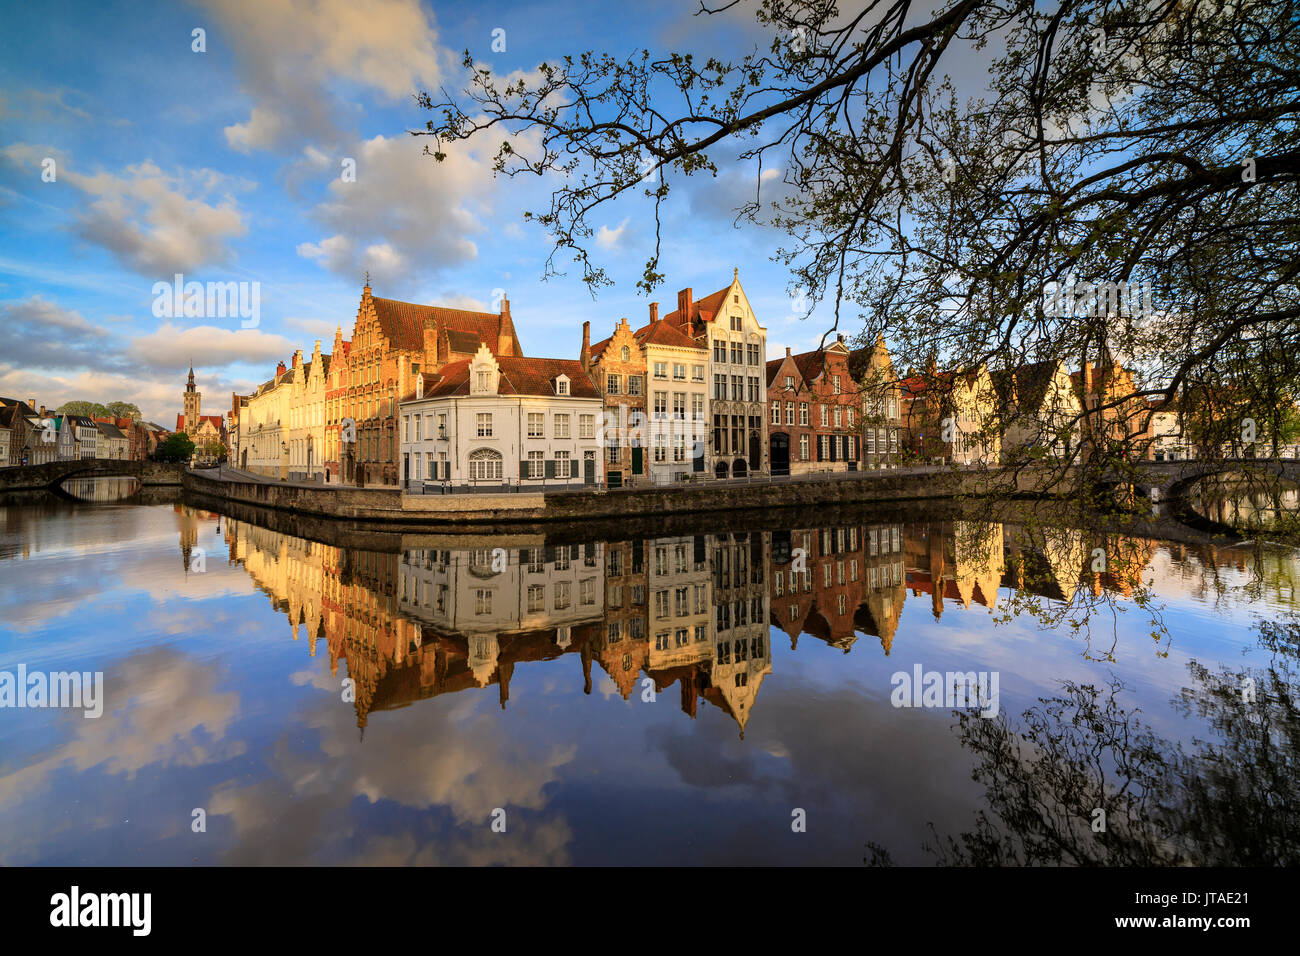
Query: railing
[{"left": 402, "top": 463, "right": 951, "bottom": 496}]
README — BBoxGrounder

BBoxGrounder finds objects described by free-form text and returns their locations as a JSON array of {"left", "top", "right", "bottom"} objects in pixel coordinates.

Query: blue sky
[{"left": 0, "top": 0, "right": 846, "bottom": 424}]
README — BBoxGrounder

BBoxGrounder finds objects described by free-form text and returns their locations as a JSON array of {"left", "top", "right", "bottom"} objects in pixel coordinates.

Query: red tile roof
[
  {"left": 633, "top": 319, "right": 704, "bottom": 350},
  {"left": 370, "top": 295, "right": 522, "bottom": 356},
  {"left": 420, "top": 357, "right": 601, "bottom": 399}
]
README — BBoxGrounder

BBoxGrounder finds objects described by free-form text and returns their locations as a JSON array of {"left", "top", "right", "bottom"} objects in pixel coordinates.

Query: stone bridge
[
  {"left": 0, "top": 458, "right": 188, "bottom": 492},
  {"left": 1118, "top": 458, "right": 1300, "bottom": 501}
]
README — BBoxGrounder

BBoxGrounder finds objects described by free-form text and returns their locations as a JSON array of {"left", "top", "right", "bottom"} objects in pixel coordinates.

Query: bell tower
[{"left": 184, "top": 364, "right": 201, "bottom": 433}]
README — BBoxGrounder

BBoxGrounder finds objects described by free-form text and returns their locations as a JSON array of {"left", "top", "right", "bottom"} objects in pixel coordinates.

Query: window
[
  {"left": 653, "top": 433, "right": 667, "bottom": 462},
  {"left": 785, "top": 401, "right": 795, "bottom": 425},
  {"left": 528, "top": 450, "right": 545, "bottom": 478},
  {"left": 403, "top": 416, "right": 410, "bottom": 443},
  {"left": 476, "top": 413, "right": 493, "bottom": 437},
  {"left": 748, "top": 377, "right": 760, "bottom": 402},
  {"left": 556, "top": 378, "right": 569, "bottom": 395},
  {"left": 580, "top": 578, "right": 595, "bottom": 605},
  {"left": 554, "top": 581, "right": 571, "bottom": 609},
  {"left": 714, "top": 341, "right": 727, "bottom": 364},
  {"left": 731, "top": 343, "right": 743, "bottom": 365},
  {"left": 579, "top": 414, "right": 595, "bottom": 439},
  {"left": 655, "top": 590, "right": 670, "bottom": 618},
  {"left": 607, "top": 444, "right": 621, "bottom": 464},
  {"left": 656, "top": 632, "right": 670, "bottom": 651},
  {"left": 847, "top": 408, "right": 855, "bottom": 427},
  {"left": 555, "top": 450, "right": 572, "bottom": 477},
  {"left": 834, "top": 406, "right": 842, "bottom": 428},
  {"left": 785, "top": 375, "right": 794, "bottom": 389},
  {"left": 714, "top": 374, "right": 727, "bottom": 400},
  {"left": 747, "top": 343, "right": 760, "bottom": 366},
  {"left": 438, "top": 413, "right": 447, "bottom": 438},
  {"left": 692, "top": 365, "right": 705, "bottom": 381},
  {"left": 673, "top": 363, "right": 686, "bottom": 380},
  {"left": 731, "top": 375, "right": 742, "bottom": 401},
  {"left": 607, "top": 374, "right": 621, "bottom": 395},
  {"left": 673, "top": 393, "right": 686, "bottom": 418},
  {"left": 692, "top": 394, "right": 705, "bottom": 419},
  {"left": 654, "top": 361, "right": 667, "bottom": 379},
  {"left": 621, "top": 346, "right": 630, "bottom": 362},
  {"left": 800, "top": 434, "right": 809, "bottom": 460},
  {"left": 799, "top": 402, "right": 809, "bottom": 425},
  {"left": 654, "top": 392, "right": 668, "bottom": 417},
  {"left": 627, "top": 375, "right": 642, "bottom": 396},
  {"left": 476, "top": 370, "right": 491, "bottom": 392},
  {"left": 475, "top": 589, "right": 492, "bottom": 615},
  {"left": 527, "top": 412, "right": 544, "bottom": 438},
  {"left": 468, "top": 448, "right": 503, "bottom": 480},
  {"left": 820, "top": 405, "right": 829, "bottom": 427},
  {"left": 820, "top": 435, "right": 830, "bottom": 459},
  {"left": 527, "top": 585, "right": 545, "bottom": 612},
  {"left": 771, "top": 402, "right": 780, "bottom": 425},
  {"left": 833, "top": 375, "right": 842, "bottom": 394},
  {"left": 730, "top": 315, "right": 742, "bottom": 331},
  {"left": 413, "top": 415, "right": 421, "bottom": 441},
  {"left": 554, "top": 414, "right": 570, "bottom": 439}
]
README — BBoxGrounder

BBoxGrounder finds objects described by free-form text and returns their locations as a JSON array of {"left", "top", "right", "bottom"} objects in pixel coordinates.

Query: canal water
[{"left": 0, "top": 479, "right": 1295, "bottom": 865}]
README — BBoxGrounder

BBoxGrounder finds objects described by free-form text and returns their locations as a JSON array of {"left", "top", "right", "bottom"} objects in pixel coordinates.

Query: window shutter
[
  {"left": 545, "top": 458, "right": 556, "bottom": 479},
  {"left": 520, "top": 460, "right": 528, "bottom": 479}
]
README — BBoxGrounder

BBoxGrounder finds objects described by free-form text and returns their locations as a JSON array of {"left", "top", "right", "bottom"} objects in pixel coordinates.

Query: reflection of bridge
[{"left": 0, "top": 459, "right": 188, "bottom": 492}]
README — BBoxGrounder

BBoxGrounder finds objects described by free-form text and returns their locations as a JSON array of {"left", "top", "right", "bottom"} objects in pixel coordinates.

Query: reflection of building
[
  {"left": 770, "top": 523, "right": 905, "bottom": 654},
  {"left": 905, "top": 521, "right": 1004, "bottom": 618},
  {"left": 595, "top": 539, "right": 649, "bottom": 698},
  {"left": 706, "top": 532, "right": 770, "bottom": 736}
]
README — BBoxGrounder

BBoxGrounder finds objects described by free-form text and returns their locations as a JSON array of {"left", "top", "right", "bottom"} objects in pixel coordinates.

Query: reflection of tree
[{"left": 901, "top": 619, "right": 1300, "bottom": 866}]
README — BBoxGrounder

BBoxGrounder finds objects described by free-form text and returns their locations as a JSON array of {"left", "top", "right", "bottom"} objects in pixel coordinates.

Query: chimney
[
  {"left": 39, "top": 405, "right": 47, "bottom": 418},
  {"left": 423, "top": 321, "right": 439, "bottom": 367},
  {"left": 677, "top": 288, "right": 693, "bottom": 325},
  {"left": 293, "top": 349, "right": 303, "bottom": 369},
  {"left": 649, "top": 302, "right": 659, "bottom": 324},
  {"left": 276, "top": 361, "right": 287, "bottom": 376},
  {"left": 580, "top": 321, "right": 591, "bottom": 371},
  {"left": 497, "top": 295, "right": 516, "bottom": 356},
  {"left": 27, "top": 398, "right": 35, "bottom": 411}
]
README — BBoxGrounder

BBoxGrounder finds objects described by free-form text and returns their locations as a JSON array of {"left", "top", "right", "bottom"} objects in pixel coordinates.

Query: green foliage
[{"left": 155, "top": 432, "right": 195, "bottom": 462}]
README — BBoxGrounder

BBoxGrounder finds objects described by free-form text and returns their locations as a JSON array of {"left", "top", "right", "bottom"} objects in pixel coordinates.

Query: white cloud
[
  {"left": 596, "top": 218, "right": 629, "bottom": 249},
  {"left": 297, "top": 132, "right": 512, "bottom": 285},
  {"left": 1, "top": 145, "right": 251, "bottom": 276},
  {"left": 197, "top": 0, "right": 446, "bottom": 153}
]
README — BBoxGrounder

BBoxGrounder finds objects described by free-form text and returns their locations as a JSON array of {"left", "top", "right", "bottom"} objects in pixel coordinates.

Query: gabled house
[
  {"left": 993, "top": 359, "right": 1082, "bottom": 462},
  {"left": 900, "top": 364, "right": 1001, "bottom": 465},
  {"left": 399, "top": 343, "right": 603, "bottom": 489}
]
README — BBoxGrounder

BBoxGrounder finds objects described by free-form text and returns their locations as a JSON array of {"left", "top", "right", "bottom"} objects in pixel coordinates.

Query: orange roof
[
  {"left": 420, "top": 356, "right": 600, "bottom": 399},
  {"left": 369, "top": 295, "right": 522, "bottom": 356},
  {"left": 633, "top": 319, "right": 703, "bottom": 350}
]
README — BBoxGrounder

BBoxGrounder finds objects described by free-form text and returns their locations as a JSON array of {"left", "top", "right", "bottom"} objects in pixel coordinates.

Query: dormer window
[
  {"left": 476, "top": 371, "right": 490, "bottom": 391},
  {"left": 555, "top": 375, "right": 570, "bottom": 396}
]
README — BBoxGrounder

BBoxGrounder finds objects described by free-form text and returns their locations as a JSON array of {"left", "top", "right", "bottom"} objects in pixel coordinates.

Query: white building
[
  {"left": 399, "top": 343, "right": 604, "bottom": 489},
  {"left": 635, "top": 319, "right": 709, "bottom": 483},
  {"left": 663, "top": 271, "right": 769, "bottom": 477}
]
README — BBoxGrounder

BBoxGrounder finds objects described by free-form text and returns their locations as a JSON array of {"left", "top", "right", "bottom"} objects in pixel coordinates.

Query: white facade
[
  {"left": 399, "top": 344, "right": 604, "bottom": 489},
  {"left": 640, "top": 330, "right": 709, "bottom": 484}
]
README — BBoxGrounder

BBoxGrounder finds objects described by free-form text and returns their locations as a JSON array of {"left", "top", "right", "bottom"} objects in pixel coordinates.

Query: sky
[{"left": 0, "top": 0, "right": 861, "bottom": 425}]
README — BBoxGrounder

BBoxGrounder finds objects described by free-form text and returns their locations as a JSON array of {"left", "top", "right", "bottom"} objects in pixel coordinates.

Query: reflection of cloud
[
  {"left": 0, "top": 647, "right": 244, "bottom": 810},
  {"left": 201, "top": 686, "right": 577, "bottom": 864}
]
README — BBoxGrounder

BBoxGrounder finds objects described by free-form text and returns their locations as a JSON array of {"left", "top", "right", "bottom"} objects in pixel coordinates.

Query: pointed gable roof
[{"left": 367, "top": 294, "right": 524, "bottom": 357}]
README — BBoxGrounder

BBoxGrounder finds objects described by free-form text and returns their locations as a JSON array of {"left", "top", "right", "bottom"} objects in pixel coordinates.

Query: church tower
[{"left": 183, "top": 365, "right": 201, "bottom": 434}]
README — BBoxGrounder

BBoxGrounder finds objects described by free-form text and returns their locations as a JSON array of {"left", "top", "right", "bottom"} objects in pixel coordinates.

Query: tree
[
  {"left": 417, "top": 0, "right": 1298, "bottom": 491},
  {"left": 104, "top": 401, "right": 142, "bottom": 421},
  {"left": 58, "top": 401, "right": 109, "bottom": 418},
  {"left": 154, "top": 432, "right": 195, "bottom": 463}
]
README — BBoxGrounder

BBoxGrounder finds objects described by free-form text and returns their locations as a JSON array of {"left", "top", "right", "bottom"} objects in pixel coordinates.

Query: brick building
[
  {"left": 582, "top": 317, "right": 647, "bottom": 487},
  {"left": 765, "top": 336, "right": 862, "bottom": 475},
  {"left": 324, "top": 282, "right": 524, "bottom": 485}
]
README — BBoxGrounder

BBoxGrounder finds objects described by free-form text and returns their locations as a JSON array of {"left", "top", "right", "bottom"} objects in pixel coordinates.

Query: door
[
  {"left": 631, "top": 446, "right": 643, "bottom": 475},
  {"left": 770, "top": 433, "right": 790, "bottom": 476},
  {"left": 584, "top": 456, "right": 595, "bottom": 484},
  {"left": 749, "top": 434, "right": 761, "bottom": 471}
]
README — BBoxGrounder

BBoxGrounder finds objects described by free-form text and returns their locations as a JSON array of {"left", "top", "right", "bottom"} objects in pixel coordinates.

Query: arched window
[
  {"left": 621, "top": 346, "right": 630, "bottom": 362},
  {"left": 468, "top": 448, "right": 503, "bottom": 481}
]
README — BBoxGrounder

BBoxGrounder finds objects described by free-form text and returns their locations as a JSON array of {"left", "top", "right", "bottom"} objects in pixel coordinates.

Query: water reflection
[
  {"left": 1, "top": 484, "right": 1297, "bottom": 865},
  {"left": 61, "top": 476, "right": 140, "bottom": 502}
]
